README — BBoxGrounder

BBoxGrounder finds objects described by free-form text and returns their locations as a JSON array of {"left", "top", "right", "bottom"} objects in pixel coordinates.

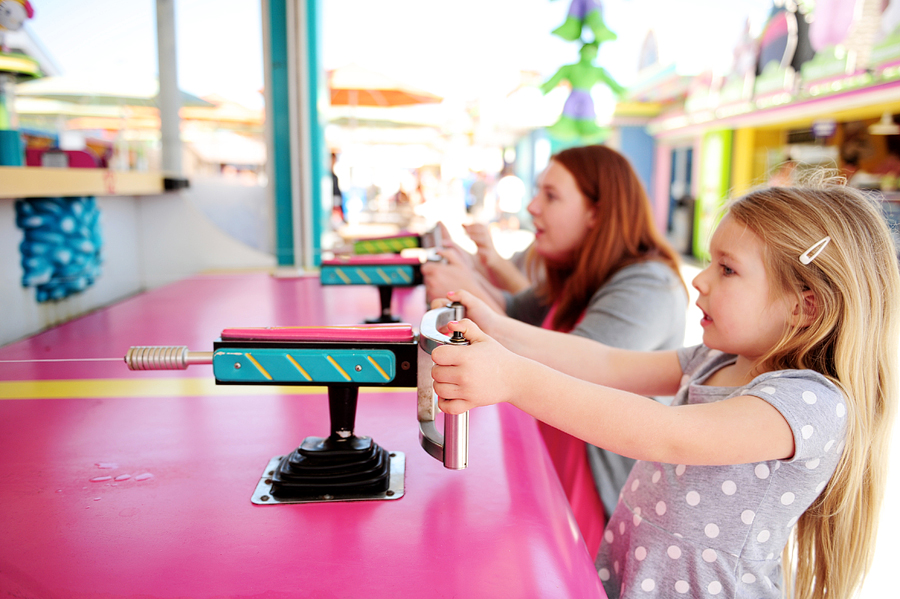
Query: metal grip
[
  {"left": 124, "top": 346, "right": 213, "bottom": 370},
  {"left": 417, "top": 302, "right": 469, "bottom": 470}
]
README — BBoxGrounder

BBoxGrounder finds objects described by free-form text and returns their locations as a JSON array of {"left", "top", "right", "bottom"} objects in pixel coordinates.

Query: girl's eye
[{"left": 720, "top": 263, "right": 735, "bottom": 276}]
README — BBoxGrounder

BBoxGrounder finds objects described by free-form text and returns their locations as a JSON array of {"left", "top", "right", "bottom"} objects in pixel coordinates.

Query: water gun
[{"left": 123, "top": 303, "right": 469, "bottom": 505}]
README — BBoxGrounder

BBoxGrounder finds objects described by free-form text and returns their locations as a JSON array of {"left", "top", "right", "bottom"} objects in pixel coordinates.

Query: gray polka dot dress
[{"left": 595, "top": 345, "right": 847, "bottom": 598}]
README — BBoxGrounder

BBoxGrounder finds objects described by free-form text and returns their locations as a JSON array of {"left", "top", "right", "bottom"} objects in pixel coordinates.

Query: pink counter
[{"left": 0, "top": 272, "right": 606, "bottom": 598}]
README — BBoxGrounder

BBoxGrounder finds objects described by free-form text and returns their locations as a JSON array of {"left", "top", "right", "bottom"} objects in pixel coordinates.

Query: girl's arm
[
  {"left": 431, "top": 319, "right": 795, "bottom": 466},
  {"left": 444, "top": 289, "right": 683, "bottom": 397}
]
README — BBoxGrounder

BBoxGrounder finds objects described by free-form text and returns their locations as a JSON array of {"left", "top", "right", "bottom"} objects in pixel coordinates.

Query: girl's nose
[
  {"left": 527, "top": 196, "right": 539, "bottom": 216},
  {"left": 691, "top": 269, "right": 708, "bottom": 294}
]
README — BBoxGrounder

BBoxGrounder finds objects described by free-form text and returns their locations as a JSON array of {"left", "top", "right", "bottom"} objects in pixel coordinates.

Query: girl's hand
[
  {"left": 445, "top": 289, "right": 501, "bottom": 335},
  {"left": 431, "top": 319, "right": 524, "bottom": 414},
  {"left": 428, "top": 289, "right": 503, "bottom": 336}
]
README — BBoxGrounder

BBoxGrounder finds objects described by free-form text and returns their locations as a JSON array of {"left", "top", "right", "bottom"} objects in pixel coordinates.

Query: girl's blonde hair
[{"left": 727, "top": 184, "right": 899, "bottom": 599}]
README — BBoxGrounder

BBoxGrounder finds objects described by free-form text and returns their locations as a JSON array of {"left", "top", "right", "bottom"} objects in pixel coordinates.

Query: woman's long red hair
[{"left": 533, "top": 145, "right": 683, "bottom": 331}]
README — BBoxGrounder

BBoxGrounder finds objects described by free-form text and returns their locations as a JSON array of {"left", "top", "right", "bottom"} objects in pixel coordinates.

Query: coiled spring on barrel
[{"left": 124, "top": 346, "right": 212, "bottom": 370}]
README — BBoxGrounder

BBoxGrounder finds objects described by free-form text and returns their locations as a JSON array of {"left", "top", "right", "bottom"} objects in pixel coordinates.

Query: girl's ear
[{"left": 791, "top": 290, "right": 818, "bottom": 327}]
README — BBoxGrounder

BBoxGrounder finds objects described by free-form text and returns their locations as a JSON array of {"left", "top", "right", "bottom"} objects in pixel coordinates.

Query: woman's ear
[
  {"left": 586, "top": 204, "right": 598, "bottom": 229},
  {"left": 791, "top": 290, "right": 818, "bottom": 327}
]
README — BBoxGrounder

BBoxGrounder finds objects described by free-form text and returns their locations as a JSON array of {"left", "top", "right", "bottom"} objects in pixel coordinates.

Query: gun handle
[{"left": 417, "top": 302, "right": 469, "bottom": 469}]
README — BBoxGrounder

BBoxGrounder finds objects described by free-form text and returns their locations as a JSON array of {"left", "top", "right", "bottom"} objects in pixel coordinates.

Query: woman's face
[{"left": 527, "top": 160, "right": 596, "bottom": 265}]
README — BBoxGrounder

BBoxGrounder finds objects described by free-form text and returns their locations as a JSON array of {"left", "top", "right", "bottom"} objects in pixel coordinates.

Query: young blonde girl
[{"left": 431, "top": 185, "right": 898, "bottom": 599}]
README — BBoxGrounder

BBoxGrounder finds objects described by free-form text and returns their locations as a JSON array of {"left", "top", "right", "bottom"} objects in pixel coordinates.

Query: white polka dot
[
  {"left": 755, "top": 464, "right": 770, "bottom": 479},
  {"left": 656, "top": 501, "right": 667, "bottom": 516},
  {"left": 686, "top": 491, "right": 701, "bottom": 506},
  {"left": 605, "top": 530, "right": 614, "bottom": 543},
  {"left": 702, "top": 548, "right": 717, "bottom": 562},
  {"left": 635, "top": 546, "right": 648, "bottom": 561},
  {"left": 741, "top": 510, "right": 755, "bottom": 525},
  {"left": 652, "top": 470, "right": 662, "bottom": 484},
  {"left": 781, "top": 492, "right": 796, "bottom": 505},
  {"left": 757, "top": 530, "right": 770, "bottom": 542},
  {"left": 816, "top": 481, "right": 828, "bottom": 494},
  {"left": 631, "top": 478, "right": 640, "bottom": 492},
  {"left": 619, "top": 522, "right": 626, "bottom": 535},
  {"left": 806, "top": 458, "right": 820, "bottom": 470},
  {"left": 787, "top": 516, "right": 799, "bottom": 528},
  {"left": 675, "top": 580, "right": 690, "bottom": 594},
  {"left": 674, "top": 533, "right": 683, "bottom": 538},
  {"left": 709, "top": 580, "right": 723, "bottom": 595},
  {"left": 802, "top": 390, "right": 817, "bottom": 404},
  {"left": 705, "top": 523, "right": 720, "bottom": 538},
  {"left": 801, "top": 425, "right": 814, "bottom": 439},
  {"left": 614, "top": 560, "right": 620, "bottom": 574},
  {"left": 598, "top": 568, "right": 610, "bottom": 581},
  {"left": 824, "top": 440, "right": 835, "bottom": 452},
  {"left": 761, "top": 386, "right": 776, "bottom": 394},
  {"left": 766, "top": 553, "right": 774, "bottom": 560},
  {"left": 667, "top": 545, "right": 682, "bottom": 559},
  {"left": 641, "top": 578, "right": 656, "bottom": 592},
  {"left": 742, "top": 573, "right": 757, "bottom": 584},
  {"left": 836, "top": 403, "right": 846, "bottom": 418},
  {"left": 765, "top": 576, "right": 774, "bottom": 589},
  {"left": 633, "top": 513, "right": 643, "bottom": 526},
  {"left": 722, "top": 480, "right": 737, "bottom": 495},
  {"left": 675, "top": 464, "right": 686, "bottom": 476}
]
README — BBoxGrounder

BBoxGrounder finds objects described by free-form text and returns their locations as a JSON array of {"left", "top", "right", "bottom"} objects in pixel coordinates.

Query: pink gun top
[
  {"left": 321, "top": 255, "right": 422, "bottom": 266},
  {"left": 220, "top": 323, "right": 415, "bottom": 342}
]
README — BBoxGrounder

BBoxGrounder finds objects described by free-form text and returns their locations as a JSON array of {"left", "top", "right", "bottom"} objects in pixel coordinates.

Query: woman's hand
[
  {"left": 431, "top": 319, "right": 526, "bottom": 414},
  {"left": 463, "top": 223, "right": 504, "bottom": 275},
  {"left": 421, "top": 248, "right": 480, "bottom": 304}
]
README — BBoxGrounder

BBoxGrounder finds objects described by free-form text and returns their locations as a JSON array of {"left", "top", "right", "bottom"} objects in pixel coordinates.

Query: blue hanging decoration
[{"left": 15, "top": 196, "right": 104, "bottom": 302}]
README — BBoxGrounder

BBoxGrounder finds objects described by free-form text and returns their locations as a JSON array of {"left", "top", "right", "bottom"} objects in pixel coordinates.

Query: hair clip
[{"left": 799, "top": 236, "right": 831, "bottom": 265}]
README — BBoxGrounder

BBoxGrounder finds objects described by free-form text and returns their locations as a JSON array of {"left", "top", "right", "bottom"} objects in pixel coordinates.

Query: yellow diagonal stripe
[
  {"left": 285, "top": 355, "right": 312, "bottom": 381},
  {"left": 355, "top": 268, "right": 372, "bottom": 284},
  {"left": 376, "top": 268, "right": 392, "bottom": 283},
  {"left": 325, "top": 355, "right": 351, "bottom": 381},
  {"left": 244, "top": 353, "right": 273, "bottom": 380},
  {"left": 335, "top": 268, "right": 351, "bottom": 284},
  {"left": 366, "top": 356, "right": 390, "bottom": 380},
  {"left": 0, "top": 378, "right": 414, "bottom": 400}
]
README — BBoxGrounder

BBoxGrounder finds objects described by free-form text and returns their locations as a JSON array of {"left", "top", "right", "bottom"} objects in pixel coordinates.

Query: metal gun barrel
[{"left": 124, "top": 346, "right": 213, "bottom": 370}]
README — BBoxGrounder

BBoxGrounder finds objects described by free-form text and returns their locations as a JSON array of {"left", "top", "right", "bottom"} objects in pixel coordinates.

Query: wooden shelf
[{"left": 0, "top": 167, "right": 167, "bottom": 199}]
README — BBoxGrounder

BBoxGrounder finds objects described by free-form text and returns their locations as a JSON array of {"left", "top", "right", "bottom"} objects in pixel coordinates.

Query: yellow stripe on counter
[{"left": 0, "top": 378, "right": 414, "bottom": 400}]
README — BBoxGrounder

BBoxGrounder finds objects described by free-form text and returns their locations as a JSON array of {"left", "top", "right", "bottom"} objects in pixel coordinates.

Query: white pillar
[{"left": 156, "top": 0, "right": 182, "bottom": 176}]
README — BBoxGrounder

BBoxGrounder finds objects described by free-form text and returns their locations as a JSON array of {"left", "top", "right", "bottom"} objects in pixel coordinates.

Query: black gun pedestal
[{"left": 251, "top": 385, "right": 405, "bottom": 505}]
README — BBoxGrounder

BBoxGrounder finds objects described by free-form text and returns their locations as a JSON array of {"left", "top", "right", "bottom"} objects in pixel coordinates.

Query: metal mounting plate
[{"left": 251, "top": 452, "right": 405, "bottom": 505}]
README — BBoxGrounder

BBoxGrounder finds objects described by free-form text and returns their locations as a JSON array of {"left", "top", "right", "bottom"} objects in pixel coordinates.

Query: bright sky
[{"left": 22, "top": 0, "right": 774, "bottom": 109}]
